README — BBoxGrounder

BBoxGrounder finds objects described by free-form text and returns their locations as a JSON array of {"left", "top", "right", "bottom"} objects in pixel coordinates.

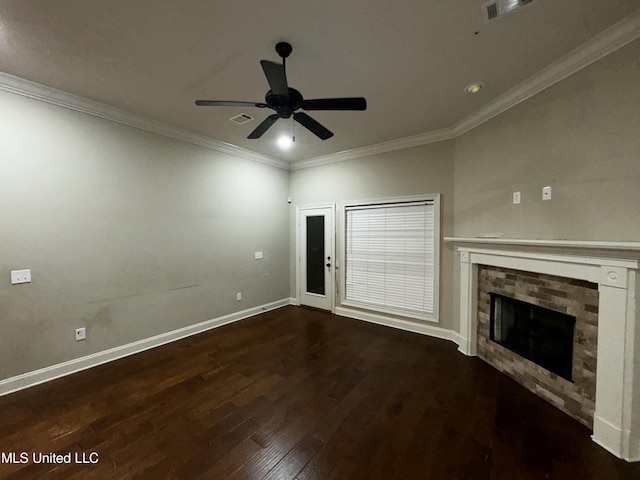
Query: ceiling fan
[{"left": 195, "top": 42, "right": 367, "bottom": 140}]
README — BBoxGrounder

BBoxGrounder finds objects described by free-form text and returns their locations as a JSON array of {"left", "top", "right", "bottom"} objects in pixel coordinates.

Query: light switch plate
[
  {"left": 254, "top": 251, "right": 263, "bottom": 259},
  {"left": 513, "top": 192, "right": 521, "bottom": 204},
  {"left": 542, "top": 186, "right": 552, "bottom": 201},
  {"left": 11, "top": 269, "right": 32, "bottom": 285}
]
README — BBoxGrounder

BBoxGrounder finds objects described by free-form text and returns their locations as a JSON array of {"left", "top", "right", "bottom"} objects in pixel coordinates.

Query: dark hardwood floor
[{"left": 1, "top": 306, "right": 639, "bottom": 479}]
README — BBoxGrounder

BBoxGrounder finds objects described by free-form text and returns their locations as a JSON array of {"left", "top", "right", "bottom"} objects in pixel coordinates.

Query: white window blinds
[{"left": 345, "top": 201, "right": 436, "bottom": 317}]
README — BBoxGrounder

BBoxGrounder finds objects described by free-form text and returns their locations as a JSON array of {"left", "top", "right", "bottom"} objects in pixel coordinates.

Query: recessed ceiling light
[
  {"left": 465, "top": 82, "right": 484, "bottom": 94},
  {"left": 277, "top": 135, "right": 293, "bottom": 149}
]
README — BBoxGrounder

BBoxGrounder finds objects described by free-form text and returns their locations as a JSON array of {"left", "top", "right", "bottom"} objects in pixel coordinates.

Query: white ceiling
[{"left": 1, "top": 0, "right": 639, "bottom": 164}]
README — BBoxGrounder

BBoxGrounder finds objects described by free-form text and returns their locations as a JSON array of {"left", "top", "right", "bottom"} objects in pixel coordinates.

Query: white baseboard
[
  {"left": 0, "top": 298, "right": 292, "bottom": 397},
  {"left": 592, "top": 416, "right": 623, "bottom": 460},
  {"left": 334, "top": 306, "right": 462, "bottom": 347},
  {"left": 452, "top": 332, "right": 467, "bottom": 351},
  {"left": 629, "top": 428, "right": 640, "bottom": 463},
  {"left": 592, "top": 415, "right": 640, "bottom": 462},
  {"left": 456, "top": 334, "right": 477, "bottom": 357}
]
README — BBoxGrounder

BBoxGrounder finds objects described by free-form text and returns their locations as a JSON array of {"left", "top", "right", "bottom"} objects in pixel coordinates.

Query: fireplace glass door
[{"left": 490, "top": 292, "right": 576, "bottom": 381}]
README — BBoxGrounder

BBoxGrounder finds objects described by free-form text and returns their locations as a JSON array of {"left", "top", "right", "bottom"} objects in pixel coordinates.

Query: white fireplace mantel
[{"left": 445, "top": 237, "right": 640, "bottom": 462}]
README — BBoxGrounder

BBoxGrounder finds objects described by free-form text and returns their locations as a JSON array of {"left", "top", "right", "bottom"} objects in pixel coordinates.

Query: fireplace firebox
[{"left": 490, "top": 292, "right": 576, "bottom": 381}]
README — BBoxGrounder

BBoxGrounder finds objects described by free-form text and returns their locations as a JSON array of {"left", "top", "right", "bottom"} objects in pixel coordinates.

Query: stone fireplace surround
[
  {"left": 445, "top": 237, "right": 640, "bottom": 462},
  {"left": 477, "top": 265, "right": 598, "bottom": 427}
]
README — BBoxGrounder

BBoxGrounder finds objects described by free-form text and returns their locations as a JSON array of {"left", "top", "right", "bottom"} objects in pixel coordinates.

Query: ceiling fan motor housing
[{"left": 266, "top": 88, "right": 303, "bottom": 118}]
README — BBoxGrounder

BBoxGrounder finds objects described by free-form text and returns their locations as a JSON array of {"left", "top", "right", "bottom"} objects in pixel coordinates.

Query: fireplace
[
  {"left": 477, "top": 266, "right": 597, "bottom": 427},
  {"left": 490, "top": 292, "right": 576, "bottom": 381},
  {"left": 447, "top": 237, "right": 640, "bottom": 461}
]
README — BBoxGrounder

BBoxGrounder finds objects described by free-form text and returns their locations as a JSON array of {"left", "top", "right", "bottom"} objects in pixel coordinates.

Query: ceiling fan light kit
[
  {"left": 195, "top": 42, "right": 367, "bottom": 141},
  {"left": 277, "top": 135, "right": 294, "bottom": 149}
]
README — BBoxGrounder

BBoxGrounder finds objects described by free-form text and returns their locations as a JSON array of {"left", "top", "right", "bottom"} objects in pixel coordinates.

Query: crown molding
[
  {"left": 2, "top": 9, "right": 639, "bottom": 173},
  {"left": 0, "top": 72, "right": 289, "bottom": 170},
  {"left": 290, "top": 9, "right": 640, "bottom": 170},
  {"left": 451, "top": 8, "right": 640, "bottom": 138},
  {"left": 290, "top": 128, "right": 455, "bottom": 170}
]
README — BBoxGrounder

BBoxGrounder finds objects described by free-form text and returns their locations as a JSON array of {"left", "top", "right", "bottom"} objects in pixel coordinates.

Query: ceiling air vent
[
  {"left": 486, "top": 2, "right": 498, "bottom": 20},
  {"left": 482, "top": 0, "right": 537, "bottom": 23},
  {"left": 229, "top": 113, "right": 254, "bottom": 125}
]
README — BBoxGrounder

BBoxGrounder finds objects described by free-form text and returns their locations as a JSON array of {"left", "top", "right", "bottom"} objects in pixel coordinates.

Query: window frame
[{"left": 339, "top": 194, "right": 440, "bottom": 323}]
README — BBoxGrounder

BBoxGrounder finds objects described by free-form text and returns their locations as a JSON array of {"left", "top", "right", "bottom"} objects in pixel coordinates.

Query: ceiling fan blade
[
  {"left": 195, "top": 100, "right": 268, "bottom": 108},
  {"left": 293, "top": 112, "right": 333, "bottom": 140},
  {"left": 247, "top": 114, "right": 279, "bottom": 139},
  {"left": 301, "top": 97, "right": 367, "bottom": 111},
  {"left": 260, "top": 60, "right": 289, "bottom": 98}
]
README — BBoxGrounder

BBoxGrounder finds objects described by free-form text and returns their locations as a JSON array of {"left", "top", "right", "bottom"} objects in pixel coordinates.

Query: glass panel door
[
  {"left": 298, "top": 206, "right": 334, "bottom": 311},
  {"left": 306, "top": 216, "right": 325, "bottom": 295}
]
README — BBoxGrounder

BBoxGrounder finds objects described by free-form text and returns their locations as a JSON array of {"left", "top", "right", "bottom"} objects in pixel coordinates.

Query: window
[{"left": 344, "top": 197, "right": 439, "bottom": 321}]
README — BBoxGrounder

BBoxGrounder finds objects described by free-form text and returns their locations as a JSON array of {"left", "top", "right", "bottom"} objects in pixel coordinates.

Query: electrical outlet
[
  {"left": 11, "top": 269, "right": 32, "bottom": 285},
  {"left": 75, "top": 328, "right": 86, "bottom": 341},
  {"left": 236, "top": 292, "right": 242, "bottom": 301}
]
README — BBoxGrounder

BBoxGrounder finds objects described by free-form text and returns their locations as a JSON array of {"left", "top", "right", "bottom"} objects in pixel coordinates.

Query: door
[{"left": 298, "top": 206, "right": 334, "bottom": 311}]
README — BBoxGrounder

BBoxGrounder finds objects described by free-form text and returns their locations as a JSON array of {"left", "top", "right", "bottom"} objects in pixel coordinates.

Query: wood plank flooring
[{"left": 1, "top": 305, "right": 639, "bottom": 479}]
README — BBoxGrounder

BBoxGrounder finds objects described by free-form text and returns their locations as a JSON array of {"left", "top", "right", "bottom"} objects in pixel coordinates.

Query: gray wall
[
  {"left": 289, "top": 38, "right": 640, "bottom": 334},
  {"left": 0, "top": 90, "right": 290, "bottom": 380},
  {"left": 3, "top": 37, "right": 639, "bottom": 383},
  {"left": 451, "top": 38, "right": 640, "bottom": 442},
  {"left": 454, "top": 38, "right": 640, "bottom": 240},
  {"left": 289, "top": 141, "right": 456, "bottom": 330}
]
